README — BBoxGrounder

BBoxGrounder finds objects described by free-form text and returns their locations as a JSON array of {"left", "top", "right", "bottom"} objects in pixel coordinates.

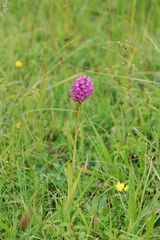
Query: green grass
[{"left": 1, "top": 0, "right": 160, "bottom": 239}]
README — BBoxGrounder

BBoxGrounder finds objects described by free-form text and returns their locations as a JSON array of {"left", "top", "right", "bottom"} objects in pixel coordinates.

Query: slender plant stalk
[
  {"left": 65, "top": 103, "right": 81, "bottom": 214},
  {"left": 72, "top": 103, "right": 81, "bottom": 170}
]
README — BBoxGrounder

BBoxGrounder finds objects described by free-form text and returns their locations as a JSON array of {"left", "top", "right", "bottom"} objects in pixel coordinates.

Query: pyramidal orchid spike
[{"left": 70, "top": 75, "right": 94, "bottom": 103}]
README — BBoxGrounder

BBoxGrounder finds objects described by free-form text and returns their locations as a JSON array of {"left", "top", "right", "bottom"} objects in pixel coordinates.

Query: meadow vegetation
[{"left": 1, "top": 0, "right": 160, "bottom": 239}]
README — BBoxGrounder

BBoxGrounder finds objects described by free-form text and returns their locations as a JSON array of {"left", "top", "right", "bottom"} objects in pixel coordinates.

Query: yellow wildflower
[
  {"left": 16, "top": 122, "right": 21, "bottom": 129},
  {"left": 15, "top": 60, "right": 23, "bottom": 68},
  {"left": 124, "top": 185, "right": 129, "bottom": 192},
  {"left": 116, "top": 182, "right": 124, "bottom": 192}
]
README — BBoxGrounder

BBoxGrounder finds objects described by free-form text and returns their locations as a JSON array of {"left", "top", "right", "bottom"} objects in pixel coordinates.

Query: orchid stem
[{"left": 72, "top": 103, "right": 81, "bottom": 170}]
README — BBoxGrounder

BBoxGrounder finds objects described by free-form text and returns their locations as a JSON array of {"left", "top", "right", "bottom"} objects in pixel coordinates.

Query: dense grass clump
[{"left": 1, "top": 1, "right": 160, "bottom": 239}]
